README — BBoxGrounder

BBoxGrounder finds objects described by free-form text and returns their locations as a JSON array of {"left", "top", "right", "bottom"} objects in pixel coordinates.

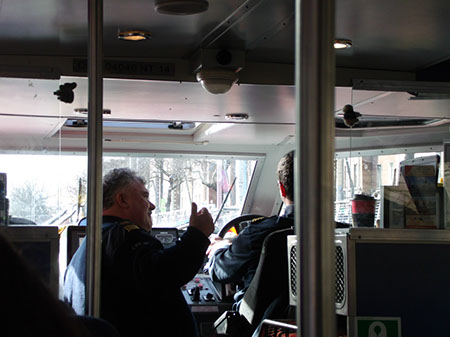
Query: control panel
[
  {"left": 182, "top": 273, "right": 233, "bottom": 337},
  {"left": 182, "top": 273, "right": 230, "bottom": 309}
]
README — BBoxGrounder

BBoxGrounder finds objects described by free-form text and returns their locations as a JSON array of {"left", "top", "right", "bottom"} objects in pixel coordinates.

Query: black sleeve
[
  {"left": 209, "top": 224, "right": 261, "bottom": 283},
  {"left": 131, "top": 227, "right": 210, "bottom": 287}
]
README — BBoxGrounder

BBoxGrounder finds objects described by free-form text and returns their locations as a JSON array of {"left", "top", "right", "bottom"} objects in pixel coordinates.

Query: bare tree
[
  {"left": 103, "top": 157, "right": 129, "bottom": 173},
  {"left": 9, "top": 181, "right": 54, "bottom": 224},
  {"left": 152, "top": 159, "right": 188, "bottom": 212},
  {"left": 190, "top": 159, "right": 233, "bottom": 206},
  {"left": 193, "top": 160, "right": 217, "bottom": 191}
]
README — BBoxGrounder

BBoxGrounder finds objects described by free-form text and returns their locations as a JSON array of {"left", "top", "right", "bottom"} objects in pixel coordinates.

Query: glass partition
[
  {"left": 334, "top": 151, "right": 443, "bottom": 226},
  {"left": 334, "top": 87, "right": 450, "bottom": 228},
  {"left": 0, "top": 76, "right": 264, "bottom": 232},
  {"left": 0, "top": 77, "right": 88, "bottom": 296},
  {"left": 0, "top": 77, "right": 88, "bottom": 228}
]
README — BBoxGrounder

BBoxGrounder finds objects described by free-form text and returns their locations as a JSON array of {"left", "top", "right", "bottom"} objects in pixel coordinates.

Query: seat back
[
  {"left": 239, "top": 227, "right": 294, "bottom": 329},
  {"left": 71, "top": 315, "right": 122, "bottom": 337}
]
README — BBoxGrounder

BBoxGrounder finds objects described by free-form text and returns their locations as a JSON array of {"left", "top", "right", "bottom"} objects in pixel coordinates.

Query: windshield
[
  {"left": 104, "top": 156, "right": 258, "bottom": 230},
  {"left": 0, "top": 154, "right": 258, "bottom": 230}
]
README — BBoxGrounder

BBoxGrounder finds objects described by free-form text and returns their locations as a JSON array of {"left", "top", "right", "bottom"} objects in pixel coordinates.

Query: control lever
[{"left": 191, "top": 286, "right": 201, "bottom": 302}]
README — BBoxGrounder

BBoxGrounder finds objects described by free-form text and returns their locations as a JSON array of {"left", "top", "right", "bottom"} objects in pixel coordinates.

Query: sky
[{"left": 0, "top": 154, "right": 88, "bottom": 210}]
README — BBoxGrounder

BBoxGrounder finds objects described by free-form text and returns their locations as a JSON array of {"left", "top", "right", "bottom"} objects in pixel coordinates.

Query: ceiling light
[
  {"left": 225, "top": 113, "right": 249, "bottom": 121},
  {"left": 196, "top": 68, "right": 238, "bottom": 94},
  {"left": 334, "top": 39, "right": 352, "bottom": 49},
  {"left": 118, "top": 30, "right": 151, "bottom": 41},
  {"left": 154, "top": 0, "right": 208, "bottom": 15},
  {"left": 203, "top": 123, "right": 234, "bottom": 136}
]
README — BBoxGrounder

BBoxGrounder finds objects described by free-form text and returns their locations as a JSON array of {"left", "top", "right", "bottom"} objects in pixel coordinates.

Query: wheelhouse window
[
  {"left": 0, "top": 153, "right": 258, "bottom": 231},
  {"left": 101, "top": 155, "right": 258, "bottom": 230}
]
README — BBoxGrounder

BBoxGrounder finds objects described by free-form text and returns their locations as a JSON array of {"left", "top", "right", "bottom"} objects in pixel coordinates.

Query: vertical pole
[
  {"left": 217, "top": 160, "right": 223, "bottom": 207},
  {"left": 444, "top": 141, "right": 450, "bottom": 229},
  {"left": 294, "top": 0, "right": 336, "bottom": 336},
  {"left": 86, "top": 0, "right": 103, "bottom": 317}
]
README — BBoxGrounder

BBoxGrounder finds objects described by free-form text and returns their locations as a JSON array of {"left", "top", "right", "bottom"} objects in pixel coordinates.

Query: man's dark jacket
[
  {"left": 209, "top": 205, "right": 294, "bottom": 306},
  {"left": 64, "top": 216, "right": 210, "bottom": 337}
]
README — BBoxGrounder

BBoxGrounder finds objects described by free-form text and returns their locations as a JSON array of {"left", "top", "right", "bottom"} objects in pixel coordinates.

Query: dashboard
[
  {"left": 182, "top": 272, "right": 233, "bottom": 337},
  {"left": 154, "top": 227, "right": 234, "bottom": 336}
]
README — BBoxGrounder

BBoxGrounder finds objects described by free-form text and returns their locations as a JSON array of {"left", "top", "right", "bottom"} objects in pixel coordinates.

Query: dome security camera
[{"left": 196, "top": 68, "right": 239, "bottom": 94}]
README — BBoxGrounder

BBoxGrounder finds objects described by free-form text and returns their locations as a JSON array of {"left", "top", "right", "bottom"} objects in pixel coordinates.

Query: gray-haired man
[{"left": 64, "top": 168, "right": 214, "bottom": 337}]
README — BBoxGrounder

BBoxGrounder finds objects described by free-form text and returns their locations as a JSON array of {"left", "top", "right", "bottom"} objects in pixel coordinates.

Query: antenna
[{"left": 214, "top": 177, "right": 237, "bottom": 225}]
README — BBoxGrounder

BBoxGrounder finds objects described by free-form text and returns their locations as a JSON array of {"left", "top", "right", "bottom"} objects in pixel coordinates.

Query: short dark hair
[
  {"left": 277, "top": 150, "right": 294, "bottom": 202},
  {"left": 103, "top": 168, "right": 145, "bottom": 209}
]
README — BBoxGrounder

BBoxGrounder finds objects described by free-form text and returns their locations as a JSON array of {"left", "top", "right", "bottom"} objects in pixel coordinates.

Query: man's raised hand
[{"left": 189, "top": 202, "right": 214, "bottom": 237}]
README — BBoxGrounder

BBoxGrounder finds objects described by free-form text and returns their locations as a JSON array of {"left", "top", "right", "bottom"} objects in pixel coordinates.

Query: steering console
[{"left": 217, "top": 214, "right": 265, "bottom": 238}]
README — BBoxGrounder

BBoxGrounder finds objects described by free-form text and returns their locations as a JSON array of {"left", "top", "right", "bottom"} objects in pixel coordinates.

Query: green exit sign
[{"left": 355, "top": 317, "right": 401, "bottom": 337}]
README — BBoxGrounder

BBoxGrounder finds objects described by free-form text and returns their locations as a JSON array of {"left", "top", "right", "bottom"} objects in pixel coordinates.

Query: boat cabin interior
[{"left": 0, "top": 0, "right": 449, "bottom": 336}]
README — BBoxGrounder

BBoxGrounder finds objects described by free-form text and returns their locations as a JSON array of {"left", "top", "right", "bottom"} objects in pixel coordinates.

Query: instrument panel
[{"left": 182, "top": 273, "right": 233, "bottom": 337}]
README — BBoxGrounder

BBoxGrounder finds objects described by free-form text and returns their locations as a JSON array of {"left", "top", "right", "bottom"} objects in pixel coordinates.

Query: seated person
[
  {"left": 208, "top": 151, "right": 295, "bottom": 311},
  {"left": 64, "top": 168, "right": 214, "bottom": 337}
]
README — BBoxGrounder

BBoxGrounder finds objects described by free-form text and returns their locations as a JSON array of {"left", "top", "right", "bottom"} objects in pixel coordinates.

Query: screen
[
  {"left": 152, "top": 228, "right": 179, "bottom": 248},
  {"left": 0, "top": 226, "right": 60, "bottom": 296},
  {"left": 14, "top": 241, "right": 52, "bottom": 284}
]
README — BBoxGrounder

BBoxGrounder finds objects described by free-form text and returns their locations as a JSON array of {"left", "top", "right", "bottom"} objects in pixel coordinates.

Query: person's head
[
  {"left": 277, "top": 150, "right": 294, "bottom": 205},
  {"left": 103, "top": 168, "right": 155, "bottom": 231}
]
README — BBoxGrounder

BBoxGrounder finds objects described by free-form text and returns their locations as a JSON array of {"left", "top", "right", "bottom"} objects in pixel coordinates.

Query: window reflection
[{"left": 334, "top": 151, "right": 442, "bottom": 226}]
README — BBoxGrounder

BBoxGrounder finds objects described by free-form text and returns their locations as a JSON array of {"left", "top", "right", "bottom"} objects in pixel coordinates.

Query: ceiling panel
[
  {"left": 59, "top": 76, "right": 297, "bottom": 124},
  {"left": 0, "top": 0, "right": 448, "bottom": 75}
]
